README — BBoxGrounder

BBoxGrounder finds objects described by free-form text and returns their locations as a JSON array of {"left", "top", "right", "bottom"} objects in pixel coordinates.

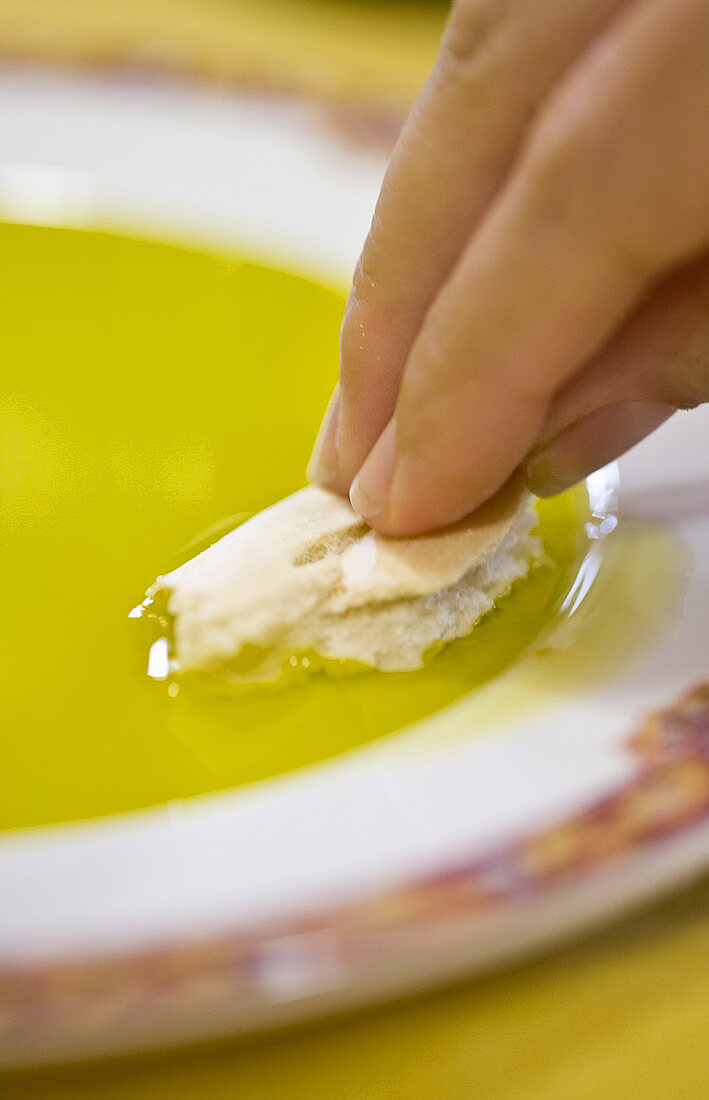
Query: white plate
[{"left": 1, "top": 68, "right": 708, "bottom": 1068}]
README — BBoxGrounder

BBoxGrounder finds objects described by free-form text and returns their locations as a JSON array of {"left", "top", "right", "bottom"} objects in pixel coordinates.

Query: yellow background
[
  {"left": 7, "top": 876, "right": 709, "bottom": 1098},
  {"left": 2, "top": 2, "right": 709, "bottom": 1095}
]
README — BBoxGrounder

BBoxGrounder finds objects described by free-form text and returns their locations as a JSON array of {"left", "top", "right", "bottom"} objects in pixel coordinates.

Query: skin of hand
[{"left": 307, "top": 0, "right": 709, "bottom": 535}]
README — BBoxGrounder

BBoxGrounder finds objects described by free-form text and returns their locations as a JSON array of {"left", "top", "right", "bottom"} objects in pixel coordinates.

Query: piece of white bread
[{"left": 146, "top": 475, "right": 541, "bottom": 682}]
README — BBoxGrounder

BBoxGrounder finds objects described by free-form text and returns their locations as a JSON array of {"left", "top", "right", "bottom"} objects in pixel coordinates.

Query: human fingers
[
  {"left": 526, "top": 402, "right": 676, "bottom": 496},
  {"left": 350, "top": 0, "right": 709, "bottom": 534},
  {"left": 526, "top": 251, "right": 709, "bottom": 493},
  {"left": 308, "top": 0, "right": 629, "bottom": 494}
]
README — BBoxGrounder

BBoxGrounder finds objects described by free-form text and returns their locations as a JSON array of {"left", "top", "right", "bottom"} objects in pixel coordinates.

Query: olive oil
[{"left": 1, "top": 222, "right": 579, "bottom": 831}]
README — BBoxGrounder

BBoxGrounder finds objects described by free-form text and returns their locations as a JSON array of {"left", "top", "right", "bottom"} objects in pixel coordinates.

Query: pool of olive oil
[{"left": 1, "top": 222, "right": 580, "bottom": 831}]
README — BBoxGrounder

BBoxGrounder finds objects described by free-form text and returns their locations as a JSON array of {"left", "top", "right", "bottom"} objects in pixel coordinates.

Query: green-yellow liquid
[{"left": 1, "top": 222, "right": 580, "bottom": 831}]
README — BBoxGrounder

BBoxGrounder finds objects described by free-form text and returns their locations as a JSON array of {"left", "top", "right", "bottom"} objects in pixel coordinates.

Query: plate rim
[{"left": 2, "top": 67, "right": 708, "bottom": 1067}]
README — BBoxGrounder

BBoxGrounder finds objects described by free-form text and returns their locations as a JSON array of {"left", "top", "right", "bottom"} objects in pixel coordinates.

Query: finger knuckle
[
  {"left": 396, "top": 329, "right": 458, "bottom": 438},
  {"left": 523, "top": 118, "right": 590, "bottom": 224},
  {"left": 525, "top": 119, "right": 662, "bottom": 283},
  {"left": 409, "top": 321, "right": 458, "bottom": 395},
  {"left": 439, "top": 0, "right": 514, "bottom": 86}
]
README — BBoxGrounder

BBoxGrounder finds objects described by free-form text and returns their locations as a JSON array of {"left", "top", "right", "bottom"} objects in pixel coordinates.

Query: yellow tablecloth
[
  {"left": 0, "top": 0, "right": 447, "bottom": 112},
  {"left": 6, "top": 875, "right": 709, "bottom": 1098},
  {"left": 3, "top": 3, "right": 709, "bottom": 1095}
]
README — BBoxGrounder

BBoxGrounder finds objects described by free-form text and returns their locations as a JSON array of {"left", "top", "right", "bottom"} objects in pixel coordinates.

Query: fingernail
[
  {"left": 349, "top": 419, "right": 397, "bottom": 520},
  {"left": 306, "top": 384, "right": 342, "bottom": 487},
  {"left": 525, "top": 450, "right": 571, "bottom": 497}
]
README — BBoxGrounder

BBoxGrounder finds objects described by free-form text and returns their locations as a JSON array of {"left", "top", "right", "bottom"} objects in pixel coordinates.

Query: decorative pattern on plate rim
[{"left": 2, "top": 684, "right": 708, "bottom": 1067}]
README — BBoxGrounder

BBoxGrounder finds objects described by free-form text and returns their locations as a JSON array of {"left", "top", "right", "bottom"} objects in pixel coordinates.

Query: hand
[{"left": 307, "top": 0, "right": 709, "bottom": 534}]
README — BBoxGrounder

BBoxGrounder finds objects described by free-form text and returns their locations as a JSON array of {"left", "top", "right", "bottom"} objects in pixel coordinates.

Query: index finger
[
  {"left": 318, "top": 0, "right": 628, "bottom": 493},
  {"left": 351, "top": 0, "right": 709, "bottom": 533}
]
